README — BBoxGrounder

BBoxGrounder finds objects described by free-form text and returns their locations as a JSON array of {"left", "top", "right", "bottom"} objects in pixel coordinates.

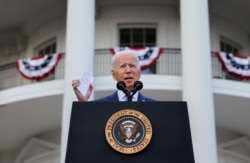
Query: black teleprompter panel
[{"left": 65, "top": 101, "right": 195, "bottom": 163}]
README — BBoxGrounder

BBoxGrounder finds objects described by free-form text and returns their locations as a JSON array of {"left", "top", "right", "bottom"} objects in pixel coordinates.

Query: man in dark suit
[{"left": 72, "top": 50, "right": 155, "bottom": 102}]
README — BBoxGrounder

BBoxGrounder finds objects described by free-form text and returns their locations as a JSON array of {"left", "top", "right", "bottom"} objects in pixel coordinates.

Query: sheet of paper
[{"left": 77, "top": 71, "right": 94, "bottom": 96}]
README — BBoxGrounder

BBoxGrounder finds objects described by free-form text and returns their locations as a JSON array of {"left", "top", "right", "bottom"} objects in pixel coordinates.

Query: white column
[
  {"left": 180, "top": 0, "right": 217, "bottom": 163},
  {"left": 60, "top": 0, "right": 95, "bottom": 163}
]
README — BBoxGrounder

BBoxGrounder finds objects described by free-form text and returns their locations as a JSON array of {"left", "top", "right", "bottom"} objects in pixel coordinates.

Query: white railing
[{"left": 0, "top": 48, "right": 247, "bottom": 90}]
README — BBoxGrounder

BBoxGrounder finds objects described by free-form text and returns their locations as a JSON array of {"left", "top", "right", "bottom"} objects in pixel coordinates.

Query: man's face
[{"left": 112, "top": 53, "right": 141, "bottom": 91}]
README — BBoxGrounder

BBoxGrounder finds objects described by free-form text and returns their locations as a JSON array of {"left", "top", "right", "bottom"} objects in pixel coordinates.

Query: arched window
[
  {"left": 220, "top": 36, "right": 241, "bottom": 54},
  {"left": 34, "top": 38, "right": 57, "bottom": 81}
]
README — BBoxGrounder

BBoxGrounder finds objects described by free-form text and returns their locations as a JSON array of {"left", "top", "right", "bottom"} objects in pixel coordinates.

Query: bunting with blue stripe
[{"left": 16, "top": 53, "right": 62, "bottom": 81}]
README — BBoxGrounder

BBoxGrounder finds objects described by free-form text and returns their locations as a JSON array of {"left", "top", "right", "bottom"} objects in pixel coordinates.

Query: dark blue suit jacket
[{"left": 94, "top": 91, "right": 156, "bottom": 102}]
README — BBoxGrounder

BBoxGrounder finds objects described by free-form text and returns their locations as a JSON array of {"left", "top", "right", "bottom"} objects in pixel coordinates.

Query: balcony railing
[{"left": 0, "top": 48, "right": 247, "bottom": 90}]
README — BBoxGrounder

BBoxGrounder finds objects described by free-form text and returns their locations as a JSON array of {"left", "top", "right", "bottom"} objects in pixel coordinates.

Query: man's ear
[
  {"left": 112, "top": 70, "right": 117, "bottom": 80},
  {"left": 138, "top": 69, "right": 141, "bottom": 78}
]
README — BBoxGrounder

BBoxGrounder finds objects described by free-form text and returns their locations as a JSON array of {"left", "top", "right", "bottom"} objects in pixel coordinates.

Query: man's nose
[{"left": 125, "top": 65, "right": 132, "bottom": 72}]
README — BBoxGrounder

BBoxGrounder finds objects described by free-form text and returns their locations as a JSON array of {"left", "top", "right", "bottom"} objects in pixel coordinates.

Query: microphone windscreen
[
  {"left": 134, "top": 81, "right": 143, "bottom": 90},
  {"left": 116, "top": 81, "right": 126, "bottom": 90}
]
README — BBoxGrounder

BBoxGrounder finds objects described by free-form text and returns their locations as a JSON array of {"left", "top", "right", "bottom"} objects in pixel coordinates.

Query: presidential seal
[{"left": 105, "top": 109, "right": 153, "bottom": 154}]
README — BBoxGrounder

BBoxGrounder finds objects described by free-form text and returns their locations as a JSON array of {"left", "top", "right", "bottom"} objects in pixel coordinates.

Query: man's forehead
[
  {"left": 116, "top": 60, "right": 137, "bottom": 65},
  {"left": 116, "top": 54, "right": 136, "bottom": 61}
]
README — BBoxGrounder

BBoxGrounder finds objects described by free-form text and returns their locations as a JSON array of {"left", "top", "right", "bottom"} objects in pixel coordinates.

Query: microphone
[
  {"left": 116, "top": 81, "right": 128, "bottom": 95},
  {"left": 132, "top": 81, "right": 143, "bottom": 96},
  {"left": 116, "top": 81, "right": 143, "bottom": 101},
  {"left": 134, "top": 81, "right": 143, "bottom": 91}
]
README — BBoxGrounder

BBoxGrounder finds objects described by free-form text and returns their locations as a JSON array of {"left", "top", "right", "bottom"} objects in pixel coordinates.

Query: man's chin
[
  {"left": 125, "top": 84, "right": 134, "bottom": 91},
  {"left": 124, "top": 80, "right": 134, "bottom": 85}
]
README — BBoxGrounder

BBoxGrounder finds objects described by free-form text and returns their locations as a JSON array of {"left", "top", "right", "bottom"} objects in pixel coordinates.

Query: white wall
[
  {"left": 26, "top": 17, "right": 66, "bottom": 58},
  {"left": 210, "top": 15, "right": 250, "bottom": 54},
  {"left": 95, "top": 5, "right": 181, "bottom": 48},
  {"left": 1, "top": 2, "right": 250, "bottom": 163}
]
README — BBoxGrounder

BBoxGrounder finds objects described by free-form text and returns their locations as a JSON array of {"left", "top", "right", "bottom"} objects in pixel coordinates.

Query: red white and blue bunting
[
  {"left": 16, "top": 53, "right": 63, "bottom": 81},
  {"left": 110, "top": 47, "right": 163, "bottom": 70},
  {"left": 215, "top": 51, "right": 250, "bottom": 80}
]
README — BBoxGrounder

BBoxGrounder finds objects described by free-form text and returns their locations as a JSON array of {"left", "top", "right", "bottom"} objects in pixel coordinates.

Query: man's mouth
[{"left": 124, "top": 77, "right": 133, "bottom": 80}]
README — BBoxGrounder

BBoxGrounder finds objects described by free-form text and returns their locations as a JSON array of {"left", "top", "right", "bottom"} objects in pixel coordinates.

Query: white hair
[{"left": 111, "top": 50, "right": 140, "bottom": 69}]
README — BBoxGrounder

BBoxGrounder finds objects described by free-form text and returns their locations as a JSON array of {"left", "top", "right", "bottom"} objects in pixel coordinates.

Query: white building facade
[{"left": 0, "top": 0, "right": 250, "bottom": 163}]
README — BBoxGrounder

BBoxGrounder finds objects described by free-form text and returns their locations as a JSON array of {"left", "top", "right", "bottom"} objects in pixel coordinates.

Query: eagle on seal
[{"left": 119, "top": 120, "right": 138, "bottom": 142}]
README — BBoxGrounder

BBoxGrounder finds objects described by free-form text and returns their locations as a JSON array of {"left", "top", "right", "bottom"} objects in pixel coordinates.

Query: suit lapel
[
  {"left": 107, "top": 92, "right": 119, "bottom": 101},
  {"left": 138, "top": 92, "right": 145, "bottom": 101}
]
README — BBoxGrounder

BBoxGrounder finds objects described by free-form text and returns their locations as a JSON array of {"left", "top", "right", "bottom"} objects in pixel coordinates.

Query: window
[
  {"left": 119, "top": 24, "right": 157, "bottom": 74},
  {"left": 220, "top": 37, "right": 240, "bottom": 54},
  {"left": 220, "top": 37, "right": 242, "bottom": 81},
  {"left": 36, "top": 40, "right": 56, "bottom": 56},
  {"left": 120, "top": 28, "right": 156, "bottom": 47},
  {"left": 34, "top": 38, "right": 57, "bottom": 81}
]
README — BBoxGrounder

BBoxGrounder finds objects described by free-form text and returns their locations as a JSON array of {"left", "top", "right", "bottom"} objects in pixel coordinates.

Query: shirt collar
[{"left": 117, "top": 90, "right": 138, "bottom": 101}]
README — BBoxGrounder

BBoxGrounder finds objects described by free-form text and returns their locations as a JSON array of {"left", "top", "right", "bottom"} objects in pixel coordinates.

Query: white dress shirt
[{"left": 117, "top": 90, "right": 138, "bottom": 101}]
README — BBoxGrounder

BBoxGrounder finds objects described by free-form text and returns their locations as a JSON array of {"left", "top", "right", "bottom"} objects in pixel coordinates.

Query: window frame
[
  {"left": 118, "top": 24, "right": 158, "bottom": 74},
  {"left": 220, "top": 36, "right": 241, "bottom": 54},
  {"left": 33, "top": 38, "right": 57, "bottom": 82}
]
